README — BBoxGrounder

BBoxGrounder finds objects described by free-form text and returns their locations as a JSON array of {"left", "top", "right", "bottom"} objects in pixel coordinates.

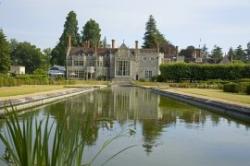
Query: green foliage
[
  {"left": 227, "top": 47, "right": 234, "bottom": 61},
  {"left": 142, "top": 15, "right": 167, "bottom": 49},
  {"left": 160, "top": 63, "right": 250, "bottom": 82},
  {"left": 235, "top": 45, "right": 246, "bottom": 61},
  {"left": 223, "top": 82, "right": 240, "bottom": 93},
  {"left": 0, "top": 108, "right": 136, "bottom": 166},
  {"left": 0, "top": 30, "right": 11, "bottom": 74},
  {"left": 179, "top": 46, "right": 195, "bottom": 62},
  {"left": 0, "top": 74, "right": 77, "bottom": 87},
  {"left": 11, "top": 42, "right": 47, "bottom": 73},
  {"left": 246, "top": 84, "right": 250, "bottom": 95},
  {"left": 51, "top": 11, "right": 80, "bottom": 65},
  {"left": 81, "top": 19, "right": 101, "bottom": 48},
  {"left": 33, "top": 68, "right": 47, "bottom": 75},
  {"left": 209, "top": 45, "right": 223, "bottom": 63}
]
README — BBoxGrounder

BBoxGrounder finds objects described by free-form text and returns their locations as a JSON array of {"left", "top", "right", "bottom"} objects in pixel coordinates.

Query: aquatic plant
[{"left": 0, "top": 108, "right": 136, "bottom": 166}]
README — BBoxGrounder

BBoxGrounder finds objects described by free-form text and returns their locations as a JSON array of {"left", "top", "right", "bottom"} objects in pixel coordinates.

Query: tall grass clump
[{"left": 0, "top": 108, "right": 136, "bottom": 166}]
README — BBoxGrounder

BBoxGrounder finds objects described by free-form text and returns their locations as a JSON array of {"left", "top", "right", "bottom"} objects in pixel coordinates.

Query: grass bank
[
  {"left": 0, "top": 81, "right": 109, "bottom": 98},
  {"left": 133, "top": 81, "right": 250, "bottom": 106},
  {"left": 0, "top": 85, "right": 65, "bottom": 97},
  {"left": 162, "top": 88, "right": 250, "bottom": 106}
]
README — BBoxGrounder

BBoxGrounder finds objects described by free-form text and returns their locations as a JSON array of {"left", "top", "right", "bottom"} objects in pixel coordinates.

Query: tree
[
  {"left": 246, "top": 42, "right": 250, "bottom": 61},
  {"left": 11, "top": 42, "right": 47, "bottom": 73},
  {"left": 179, "top": 46, "right": 195, "bottom": 63},
  {"left": 142, "top": 15, "right": 167, "bottom": 49},
  {"left": 51, "top": 11, "right": 80, "bottom": 65},
  {"left": 234, "top": 45, "right": 246, "bottom": 62},
  {"left": 0, "top": 30, "right": 11, "bottom": 74},
  {"left": 209, "top": 45, "right": 223, "bottom": 63},
  {"left": 81, "top": 19, "right": 101, "bottom": 48},
  {"left": 228, "top": 47, "right": 235, "bottom": 61},
  {"left": 43, "top": 48, "right": 52, "bottom": 70},
  {"left": 102, "top": 36, "right": 107, "bottom": 48}
]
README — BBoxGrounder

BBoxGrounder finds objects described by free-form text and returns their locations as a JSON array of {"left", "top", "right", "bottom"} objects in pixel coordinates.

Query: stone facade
[{"left": 66, "top": 40, "right": 164, "bottom": 81}]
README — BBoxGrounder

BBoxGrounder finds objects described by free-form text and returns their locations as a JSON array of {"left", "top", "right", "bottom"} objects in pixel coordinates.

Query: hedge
[
  {"left": 246, "top": 84, "right": 250, "bottom": 95},
  {"left": 160, "top": 63, "right": 250, "bottom": 82},
  {"left": 223, "top": 83, "right": 240, "bottom": 93},
  {"left": 0, "top": 74, "right": 75, "bottom": 87}
]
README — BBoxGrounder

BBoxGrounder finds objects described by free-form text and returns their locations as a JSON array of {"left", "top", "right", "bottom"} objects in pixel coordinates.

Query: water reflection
[
  {"left": 36, "top": 87, "right": 249, "bottom": 155},
  {"left": 1, "top": 87, "right": 250, "bottom": 166}
]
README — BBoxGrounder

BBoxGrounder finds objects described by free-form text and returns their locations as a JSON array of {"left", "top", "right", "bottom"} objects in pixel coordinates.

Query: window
[
  {"left": 145, "top": 70, "right": 152, "bottom": 78},
  {"left": 73, "top": 60, "right": 84, "bottom": 66},
  {"left": 116, "top": 61, "right": 130, "bottom": 76},
  {"left": 67, "top": 60, "right": 72, "bottom": 66}
]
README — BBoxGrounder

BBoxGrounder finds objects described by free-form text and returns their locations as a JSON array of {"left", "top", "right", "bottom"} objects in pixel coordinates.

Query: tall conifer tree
[
  {"left": 0, "top": 29, "right": 11, "bottom": 73},
  {"left": 143, "top": 15, "right": 167, "bottom": 49},
  {"left": 51, "top": 11, "right": 80, "bottom": 65},
  {"left": 81, "top": 19, "right": 101, "bottom": 48}
]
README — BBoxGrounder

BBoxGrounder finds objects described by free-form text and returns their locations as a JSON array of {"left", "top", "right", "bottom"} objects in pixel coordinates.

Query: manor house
[{"left": 66, "top": 38, "right": 164, "bottom": 81}]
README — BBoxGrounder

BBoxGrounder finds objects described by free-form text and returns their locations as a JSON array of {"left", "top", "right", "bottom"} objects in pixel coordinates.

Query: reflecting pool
[{"left": 0, "top": 87, "right": 250, "bottom": 166}]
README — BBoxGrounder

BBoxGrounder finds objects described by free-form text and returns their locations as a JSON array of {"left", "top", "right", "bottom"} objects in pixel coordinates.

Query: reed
[{"left": 0, "top": 108, "right": 136, "bottom": 166}]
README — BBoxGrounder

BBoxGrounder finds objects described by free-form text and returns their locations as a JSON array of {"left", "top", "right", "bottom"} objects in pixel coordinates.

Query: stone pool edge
[
  {"left": 133, "top": 84, "right": 250, "bottom": 121},
  {"left": 0, "top": 87, "right": 102, "bottom": 116},
  {"left": 152, "top": 88, "right": 250, "bottom": 121}
]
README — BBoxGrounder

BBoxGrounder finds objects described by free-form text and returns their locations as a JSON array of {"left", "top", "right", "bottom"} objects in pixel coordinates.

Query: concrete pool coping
[
  {"left": 150, "top": 88, "right": 250, "bottom": 121},
  {"left": 0, "top": 87, "right": 102, "bottom": 115}
]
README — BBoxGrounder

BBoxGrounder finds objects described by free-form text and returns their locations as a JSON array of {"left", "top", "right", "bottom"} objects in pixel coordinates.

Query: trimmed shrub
[
  {"left": 223, "top": 83, "right": 240, "bottom": 93},
  {"left": 160, "top": 63, "right": 250, "bottom": 82},
  {"left": 246, "top": 84, "right": 250, "bottom": 95}
]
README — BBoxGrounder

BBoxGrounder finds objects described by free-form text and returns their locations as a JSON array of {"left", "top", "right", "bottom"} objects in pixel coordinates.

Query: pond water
[{"left": 0, "top": 87, "right": 250, "bottom": 166}]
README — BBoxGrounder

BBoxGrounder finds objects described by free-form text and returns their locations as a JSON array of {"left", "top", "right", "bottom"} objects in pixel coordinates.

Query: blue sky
[{"left": 0, "top": 0, "right": 250, "bottom": 52}]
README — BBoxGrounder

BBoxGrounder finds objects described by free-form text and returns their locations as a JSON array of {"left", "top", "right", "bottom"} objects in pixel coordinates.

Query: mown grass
[
  {"left": 132, "top": 81, "right": 170, "bottom": 88},
  {"left": 0, "top": 85, "right": 65, "bottom": 97},
  {"left": 169, "top": 88, "right": 250, "bottom": 105},
  {"left": 0, "top": 81, "right": 109, "bottom": 98}
]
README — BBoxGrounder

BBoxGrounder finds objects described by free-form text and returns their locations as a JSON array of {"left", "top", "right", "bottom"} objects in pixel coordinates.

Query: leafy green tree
[
  {"left": 142, "top": 15, "right": 167, "bottom": 49},
  {"left": 179, "top": 46, "right": 195, "bottom": 62},
  {"left": 9, "top": 39, "right": 20, "bottom": 65},
  {"left": 11, "top": 42, "right": 47, "bottom": 73},
  {"left": 81, "top": 19, "right": 101, "bottom": 48},
  {"left": 0, "top": 30, "right": 11, "bottom": 74},
  {"left": 43, "top": 48, "right": 52, "bottom": 69},
  {"left": 51, "top": 11, "right": 80, "bottom": 65},
  {"left": 235, "top": 45, "right": 246, "bottom": 62},
  {"left": 209, "top": 45, "right": 223, "bottom": 63}
]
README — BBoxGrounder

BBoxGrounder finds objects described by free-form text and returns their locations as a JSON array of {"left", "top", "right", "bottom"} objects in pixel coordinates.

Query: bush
[
  {"left": 246, "top": 84, "right": 250, "bottom": 95},
  {"left": 223, "top": 83, "right": 240, "bottom": 93},
  {"left": 160, "top": 63, "right": 250, "bottom": 82},
  {"left": 0, "top": 74, "right": 75, "bottom": 87}
]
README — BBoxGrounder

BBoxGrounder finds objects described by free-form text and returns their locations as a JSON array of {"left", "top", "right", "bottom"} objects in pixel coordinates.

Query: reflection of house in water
[
  {"left": 58, "top": 87, "right": 238, "bottom": 155},
  {"left": 112, "top": 87, "right": 162, "bottom": 121}
]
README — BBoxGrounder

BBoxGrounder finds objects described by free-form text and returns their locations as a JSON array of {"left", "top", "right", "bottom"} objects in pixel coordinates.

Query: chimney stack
[
  {"left": 112, "top": 39, "right": 115, "bottom": 49},
  {"left": 135, "top": 40, "right": 138, "bottom": 49},
  {"left": 68, "top": 35, "right": 72, "bottom": 48}
]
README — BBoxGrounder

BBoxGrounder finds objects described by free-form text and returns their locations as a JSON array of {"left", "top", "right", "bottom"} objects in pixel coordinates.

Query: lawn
[
  {"left": 0, "top": 81, "right": 109, "bottom": 98},
  {"left": 167, "top": 88, "right": 250, "bottom": 105},
  {"left": 0, "top": 85, "right": 65, "bottom": 98}
]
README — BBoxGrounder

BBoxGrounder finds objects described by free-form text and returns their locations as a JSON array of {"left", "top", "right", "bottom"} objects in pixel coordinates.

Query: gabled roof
[{"left": 119, "top": 43, "right": 128, "bottom": 49}]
